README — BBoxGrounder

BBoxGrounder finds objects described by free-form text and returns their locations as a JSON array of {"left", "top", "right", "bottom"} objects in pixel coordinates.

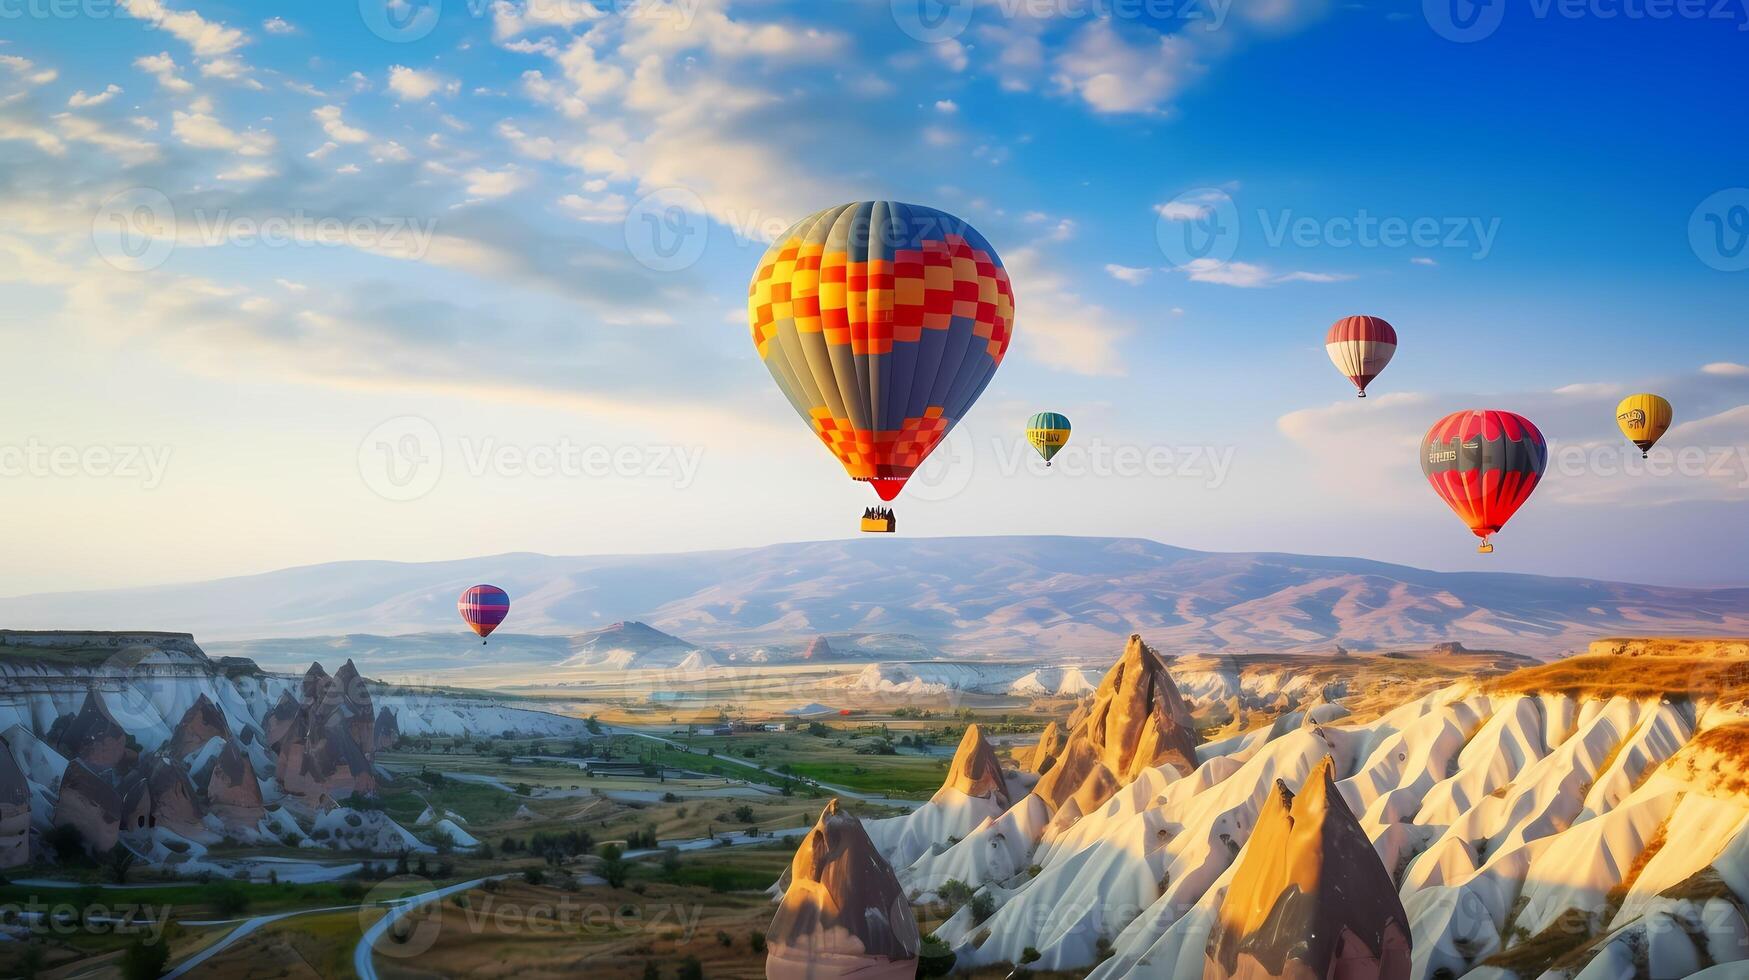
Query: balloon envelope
[
  {"left": 1325, "top": 316, "right": 1397, "bottom": 397},
  {"left": 748, "top": 202, "right": 1015, "bottom": 502},
  {"left": 1026, "top": 412, "right": 1071, "bottom": 464},
  {"left": 458, "top": 584, "right": 510, "bottom": 639},
  {"left": 1420, "top": 410, "right": 1547, "bottom": 552},
  {"left": 1616, "top": 393, "right": 1673, "bottom": 458}
]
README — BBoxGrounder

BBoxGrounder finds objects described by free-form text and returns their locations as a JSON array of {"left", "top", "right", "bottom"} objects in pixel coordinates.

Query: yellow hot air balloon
[{"left": 1615, "top": 393, "right": 1672, "bottom": 458}]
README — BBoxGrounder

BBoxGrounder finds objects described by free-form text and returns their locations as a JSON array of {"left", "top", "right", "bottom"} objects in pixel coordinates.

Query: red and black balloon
[{"left": 1420, "top": 410, "right": 1547, "bottom": 553}]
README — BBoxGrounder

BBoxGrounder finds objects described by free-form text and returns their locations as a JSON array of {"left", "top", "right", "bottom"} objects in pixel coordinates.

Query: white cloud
[
  {"left": 1052, "top": 20, "right": 1198, "bottom": 114},
  {"left": 312, "top": 105, "right": 370, "bottom": 143},
  {"left": 373, "top": 140, "right": 412, "bottom": 163},
  {"left": 490, "top": 0, "right": 602, "bottom": 41},
  {"left": 1704, "top": 363, "right": 1749, "bottom": 377},
  {"left": 1105, "top": 264, "right": 1151, "bottom": 285},
  {"left": 464, "top": 165, "right": 531, "bottom": 198},
  {"left": 1181, "top": 259, "right": 1273, "bottom": 287},
  {"left": 53, "top": 113, "right": 160, "bottom": 163},
  {"left": 935, "top": 39, "right": 968, "bottom": 73},
  {"left": 388, "top": 65, "right": 459, "bottom": 101},
  {"left": 522, "top": 69, "right": 588, "bottom": 119},
  {"left": 558, "top": 191, "right": 631, "bottom": 223},
  {"left": 1155, "top": 189, "right": 1231, "bottom": 222},
  {"left": 119, "top": 0, "right": 247, "bottom": 57},
  {"left": 1411, "top": 256, "right": 1438, "bottom": 266},
  {"left": 135, "top": 52, "right": 194, "bottom": 93},
  {"left": 307, "top": 140, "right": 339, "bottom": 160},
  {"left": 199, "top": 56, "right": 260, "bottom": 89},
  {"left": 0, "top": 117, "right": 65, "bottom": 155},
  {"left": 67, "top": 84, "right": 123, "bottom": 108},
  {"left": 217, "top": 161, "right": 277, "bottom": 181},
  {"left": 1178, "top": 259, "right": 1351, "bottom": 288},
  {"left": 262, "top": 16, "right": 295, "bottom": 34},
  {"left": 172, "top": 110, "right": 274, "bottom": 156},
  {"left": 0, "top": 54, "right": 58, "bottom": 87},
  {"left": 130, "top": 115, "right": 159, "bottom": 131},
  {"left": 934, "top": 99, "right": 958, "bottom": 114},
  {"left": 275, "top": 278, "right": 308, "bottom": 292},
  {"left": 1005, "top": 245, "right": 1131, "bottom": 376}
]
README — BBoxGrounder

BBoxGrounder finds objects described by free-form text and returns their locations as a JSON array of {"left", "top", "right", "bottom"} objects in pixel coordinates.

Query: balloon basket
[
  {"left": 1477, "top": 542, "right": 1495, "bottom": 555},
  {"left": 1357, "top": 390, "right": 1367, "bottom": 398},
  {"left": 860, "top": 515, "right": 896, "bottom": 534}
]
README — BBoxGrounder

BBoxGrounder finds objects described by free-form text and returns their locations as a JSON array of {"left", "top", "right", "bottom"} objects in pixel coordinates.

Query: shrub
[{"left": 118, "top": 936, "right": 169, "bottom": 980}]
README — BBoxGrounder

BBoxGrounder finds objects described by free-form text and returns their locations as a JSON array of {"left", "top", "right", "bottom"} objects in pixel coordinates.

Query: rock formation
[
  {"left": 801, "top": 635, "right": 837, "bottom": 661},
  {"left": 50, "top": 689, "right": 129, "bottom": 771},
  {"left": 119, "top": 754, "right": 209, "bottom": 840},
  {"left": 273, "top": 660, "right": 381, "bottom": 806},
  {"left": 1026, "top": 721, "right": 1064, "bottom": 775},
  {"left": 767, "top": 800, "right": 920, "bottom": 980},
  {"left": 0, "top": 747, "right": 30, "bottom": 867},
  {"left": 203, "top": 740, "right": 266, "bottom": 825},
  {"left": 941, "top": 725, "right": 1010, "bottom": 809},
  {"left": 373, "top": 707, "right": 400, "bottom": 749},
  {"left": 1034, "top": 634, "right": 1199, "bottom": 814},
  {"left": 169, "top": 694, "right": 230, "bottom": 758},
  {"left": 53, "top": 761, "right": 122, "bottom": 855},
  {"left": 264, "top": 690, "right": 302, "bottom": 748},
  {"left": 1205, "top": 755, "right": 1411, "bottom": 980}
]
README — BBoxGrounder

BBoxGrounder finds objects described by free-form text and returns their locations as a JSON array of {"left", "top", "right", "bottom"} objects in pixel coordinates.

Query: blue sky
[{"left": 1, "top": 0, "right": 1745, "bottom": 594}]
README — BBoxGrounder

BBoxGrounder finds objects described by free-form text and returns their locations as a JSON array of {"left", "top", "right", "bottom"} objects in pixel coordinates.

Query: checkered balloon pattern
[{"left": 748, "top": 202, "right": 1014, "bottom": 500}]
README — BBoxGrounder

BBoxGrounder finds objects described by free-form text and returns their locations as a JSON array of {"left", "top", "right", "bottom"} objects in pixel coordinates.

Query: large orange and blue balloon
[
  {"left": 1325, "top": 316, "right": 1397, "bottom": 398},
  {"left": 747, "top": 202, "right": 1015, "bottom": 501},
  {"left": 1420, "top": 410, "right": 1547, "bottom": 554},
  {"left": 458, "top": 585, "right": 509, "bottom": 645}
]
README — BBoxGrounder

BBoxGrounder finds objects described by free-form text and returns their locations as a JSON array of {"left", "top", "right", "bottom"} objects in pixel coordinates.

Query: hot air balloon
[
  {"left": 1616, "top": 393, "right": 1673, "bottom": 459},
  {"left": 458, "top": 584, "right": 509, "bottom": 645},
  {"left": 1421, "top": 410, "right": 1547, "bottom": 554},
  {"left": 1026, "top": 412, "right": 1071, "bottom": 466},
  {"left": 1325, "top": 316, "right": 1397, "bottom": 398},
  {"left": 747, "top": 202, "right": 1015, "bottom": 518}
]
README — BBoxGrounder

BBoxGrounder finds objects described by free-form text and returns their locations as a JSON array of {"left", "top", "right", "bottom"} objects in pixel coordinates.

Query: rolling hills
[{"left": 2, "top": 537, "right": 1746, "bottom": 657}]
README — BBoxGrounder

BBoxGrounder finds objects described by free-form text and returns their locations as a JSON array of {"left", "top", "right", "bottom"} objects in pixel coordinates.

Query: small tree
[
  {"left": 119, "top": 936, "right": 170, "bottom": 980},
  {"left": 105, "top": 843, "right": 137, "bottom": 884},
  {"left": 598, "top": 843, "right": 629, "bottom": 888}
]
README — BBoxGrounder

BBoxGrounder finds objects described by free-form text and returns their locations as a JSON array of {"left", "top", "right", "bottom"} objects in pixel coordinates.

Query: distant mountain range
[{"left": 4, "top": 537, "right": 1747, "bottom": 657}]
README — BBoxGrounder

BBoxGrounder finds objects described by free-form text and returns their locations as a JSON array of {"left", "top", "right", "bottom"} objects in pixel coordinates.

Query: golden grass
[
  {"left": 1480, "top": 655, "right": 1749, "bottom": 704},
  {"left": 1481, "top": 906, "right": 1597, "bottom": 974}
]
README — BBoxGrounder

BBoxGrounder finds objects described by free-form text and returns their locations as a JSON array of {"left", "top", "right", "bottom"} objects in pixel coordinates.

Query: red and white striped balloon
[{"left": 1325, "top": 315, "right": 1397, "bottom": 398}]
